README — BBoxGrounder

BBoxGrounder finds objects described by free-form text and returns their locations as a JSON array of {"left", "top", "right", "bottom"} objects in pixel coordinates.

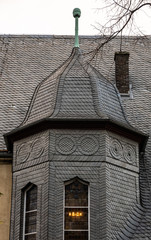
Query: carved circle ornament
[
  {"left": 78, "top": 135, "right": 99, "bottom": 155},
  {"left": 16, "top": 143, "right": 30, "bottom": 163},
  {"left": 123, "top": 144, "right": 136, "bottom": 164},
  {"left": 109, "top": 139, "right": 123, "bottom": 159},
  {"left": 31, "top": 138, "right": 45, "bottom": 158},
  {"left": 16, "top": 137, "right": 45, "bottom": 163},
  {"left": 56, "top": 136, "right": 76, "bottom": 155}
]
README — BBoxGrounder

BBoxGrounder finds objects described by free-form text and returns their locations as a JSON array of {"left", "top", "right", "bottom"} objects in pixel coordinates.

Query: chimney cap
[{"left": 114, "top": 51, "right": 129, "bottom": 60}]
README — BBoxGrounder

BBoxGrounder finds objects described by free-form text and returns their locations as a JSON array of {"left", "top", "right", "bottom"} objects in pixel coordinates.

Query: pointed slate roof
[{"left": 20, "top": 47, "right": 131, "bottom": 129}]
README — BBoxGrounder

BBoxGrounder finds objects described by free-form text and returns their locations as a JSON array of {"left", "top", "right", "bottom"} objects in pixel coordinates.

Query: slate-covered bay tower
[{"left": 5, "top": 9, "right": 147, "bottom": 240}]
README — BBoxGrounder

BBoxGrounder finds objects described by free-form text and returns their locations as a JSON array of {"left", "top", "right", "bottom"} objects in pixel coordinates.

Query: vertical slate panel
[
  {"left": 48, "top": 162, "right": 56, "bottom": 240},
  {"left": 99, "top": 163, "right": 107, "bottom": 239},
  {"left": 106, "top": 163, "right": 138, "bottom": 239},
  {"left": 48, "top": 162, "right": 101, "bottom": 240},
  {"left": 10, "top": 163, "right": 49, "bottom": 240}
]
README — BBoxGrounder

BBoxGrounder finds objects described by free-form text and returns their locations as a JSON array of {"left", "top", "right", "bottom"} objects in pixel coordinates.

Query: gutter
[
  {"left": 4, "top": 117, "right": 148, "bottom": 153},
  {"left": 0, "top": 151, "right": 13, "bottom": 162}
]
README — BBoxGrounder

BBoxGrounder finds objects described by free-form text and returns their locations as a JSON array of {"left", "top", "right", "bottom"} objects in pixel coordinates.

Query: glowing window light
[{"left": 68, "top": 212, "right": 83, "bottom": 217}]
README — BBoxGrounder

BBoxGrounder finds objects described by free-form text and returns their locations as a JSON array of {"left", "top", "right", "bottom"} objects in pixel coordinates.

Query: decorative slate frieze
[
  {"left": 108, "top": 136, "right": 138, "bottom": 166},
  {"left": 55, "top": 133, "right": 99, "bottom": 156},
  {"left": 16, "top": 142, "right": 30, "bottom": 163},
  {"left": 14, "top": 131, "right": 49, "bottom": 167},
  {"left": 109, "top": 138, "right": 123, "bottom": 160},
  {"left": 16, "top": 137, "right": 45, "bottom": 163},
  {"left": 56, "top": 135, "right": 76, "bottom": 155},
  {"left": 78, "top": 135, "right": 99, "bottom": 155},
  {"left": 123, "top": 144, "right": 136, "bottom": 164}
]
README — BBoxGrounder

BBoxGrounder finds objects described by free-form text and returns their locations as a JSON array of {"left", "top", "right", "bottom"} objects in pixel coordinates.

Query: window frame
[
  {"left": 63, "top": 177, "right": 90, "bottom": 240},
  {"left": 23, "top": 184, "right": 37, "bottom": 240}
]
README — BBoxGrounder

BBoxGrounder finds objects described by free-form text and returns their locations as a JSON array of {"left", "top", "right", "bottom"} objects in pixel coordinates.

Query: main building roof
[{"left": 1, "top": 35, "right": 151, "bottom": 149}]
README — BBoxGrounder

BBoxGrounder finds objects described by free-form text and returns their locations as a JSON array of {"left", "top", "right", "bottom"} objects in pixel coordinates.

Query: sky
[{"left": 0, "top": 0, "right": 151, "bottom": 36}]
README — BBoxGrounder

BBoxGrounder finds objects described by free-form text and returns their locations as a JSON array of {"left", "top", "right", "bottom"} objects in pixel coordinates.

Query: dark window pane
[
  {"left": 25, "top": 212, "right": 37, "bottom": 233},
  {"left": 65, "top": 231, "right": 88, "bottom": 240},
  {"left": 65, "top": 208, "right": 88, "bottom": 230},
  {"left": 26, "top": 185, "right": 37, "bottom": 211},
  {"left": 25, "top": 234, "right": 36, "bottom": 240},
  {"left": 65, "top": 180, "right": 88, "bottom": 206}
]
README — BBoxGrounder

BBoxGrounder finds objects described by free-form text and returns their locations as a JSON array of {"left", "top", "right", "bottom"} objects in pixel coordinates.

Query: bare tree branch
[{"left": 87, "top": 0, "right": 151, "bottom": 60}]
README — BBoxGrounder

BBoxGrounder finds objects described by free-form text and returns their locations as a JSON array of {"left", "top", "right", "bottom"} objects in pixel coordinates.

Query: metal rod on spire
[{"left": 73, "top": 8, "right": 81, "bottom": 48}]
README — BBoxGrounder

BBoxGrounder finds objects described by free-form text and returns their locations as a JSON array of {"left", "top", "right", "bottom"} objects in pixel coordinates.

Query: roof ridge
[
  {"left": 82, "top": 63, "right": 109, "bottom": 119},
  {"left": 0, "top": 34, "right": 151, "bottom": 39},
  {"left": 50, "top": 48, "right": 81, "bottom": 118}
]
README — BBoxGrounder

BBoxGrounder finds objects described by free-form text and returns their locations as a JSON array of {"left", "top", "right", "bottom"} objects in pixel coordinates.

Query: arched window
[
  {"left": 64, "top": 177, "right": 89, "bottom": 240},
  {"left": 23, "top": 184, "right": 37, "bottom": 240}
]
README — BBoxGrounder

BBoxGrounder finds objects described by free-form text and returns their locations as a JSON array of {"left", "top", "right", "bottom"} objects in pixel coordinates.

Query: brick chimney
[{"left": 114, "top": 52, "right": 129, "bottom": 94}]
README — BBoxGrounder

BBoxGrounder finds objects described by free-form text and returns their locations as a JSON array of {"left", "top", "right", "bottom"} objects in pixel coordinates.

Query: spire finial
[{"left": 73, "top": 8, "right": 81, "bottom": 48}]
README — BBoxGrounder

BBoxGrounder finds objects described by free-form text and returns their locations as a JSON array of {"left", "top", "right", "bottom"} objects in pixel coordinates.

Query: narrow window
[
  {"left": 23, "top": 184, "right": 37, "bottom": 240},
  {"left": 64, "top": 178, "right": 89, "bottom": 240}
]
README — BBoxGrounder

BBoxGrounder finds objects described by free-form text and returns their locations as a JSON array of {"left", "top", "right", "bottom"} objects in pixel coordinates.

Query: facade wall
[
  {"left": 11, "top": 130, "right": 50, "bottom": 240},
  {"left": 10, "top": 129, "right": 140, "bottom": 239},
  {"left": 0, "top": 160, "right": 12, "bottom": 240}
]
